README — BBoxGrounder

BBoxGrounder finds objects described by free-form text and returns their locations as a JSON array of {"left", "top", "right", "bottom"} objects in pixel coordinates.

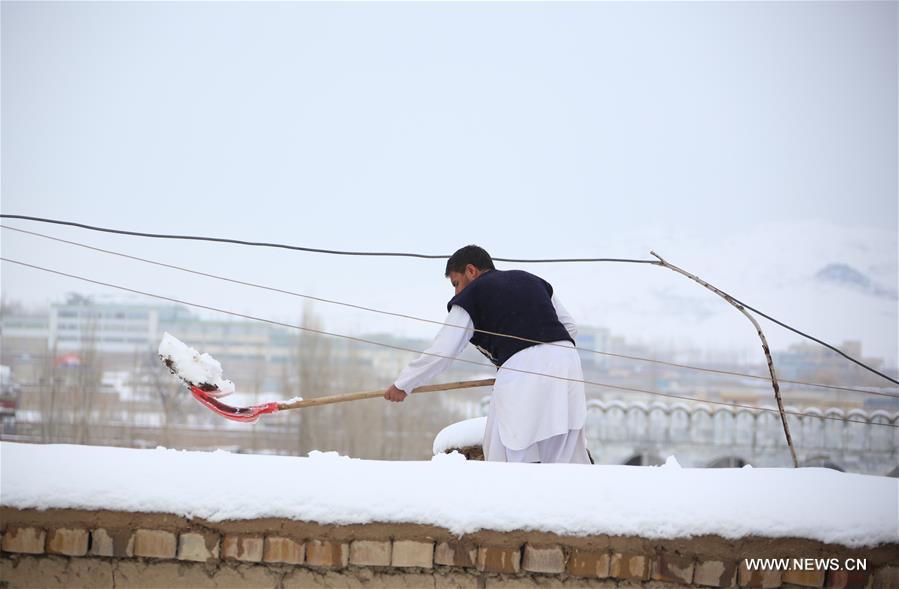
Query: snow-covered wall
[
  {"left": 2, "top": 442, "right": 896, "bottom": 547},
  {"left": 1, "top": 442, "right": 897, "bottom": 588}
]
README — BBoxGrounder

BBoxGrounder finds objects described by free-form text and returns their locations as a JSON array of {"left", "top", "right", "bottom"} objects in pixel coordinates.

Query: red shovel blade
[{"left": 189, "top": 386, "right": 280, "bottom": 423}]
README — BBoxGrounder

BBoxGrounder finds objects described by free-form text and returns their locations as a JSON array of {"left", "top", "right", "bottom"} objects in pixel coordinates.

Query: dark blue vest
[{"left": 446, "top": 269, "right": 575, "bottom": 367}]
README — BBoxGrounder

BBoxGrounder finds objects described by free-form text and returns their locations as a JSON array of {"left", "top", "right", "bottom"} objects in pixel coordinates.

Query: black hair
[{"left": 445, "top": 245, "right": 495, "bottom": 277}]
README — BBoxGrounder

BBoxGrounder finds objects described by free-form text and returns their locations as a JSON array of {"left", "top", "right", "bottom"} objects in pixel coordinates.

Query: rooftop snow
[{"left": 1, "top": 442, "right": 896, "bottom": 548}]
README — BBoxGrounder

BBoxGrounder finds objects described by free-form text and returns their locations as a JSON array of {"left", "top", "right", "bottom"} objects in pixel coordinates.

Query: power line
[
  {"left": 2, "top": 214, "right": 895, "bottom": 385},
  {"left": 4, "top": 223, "right": 896, "bottom": 399},
  {"left": 2, "top": 256, "right": 896, "bottom": 430},
  {"left": 0, "top": 214, "right": 657, "bottom": 264}
]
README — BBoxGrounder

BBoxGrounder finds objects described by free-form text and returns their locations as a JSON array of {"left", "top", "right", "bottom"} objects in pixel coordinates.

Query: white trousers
[
  {"left": 481, "top": 340, "right": 590, "bottom": 463},
  {"left": 484, "top": 417, "right": 592, "bottom": 463}
]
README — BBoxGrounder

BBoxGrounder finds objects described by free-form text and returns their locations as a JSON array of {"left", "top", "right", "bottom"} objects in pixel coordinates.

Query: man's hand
[{"left": 384, "top": 384, "right": 408, "bottom": 403}]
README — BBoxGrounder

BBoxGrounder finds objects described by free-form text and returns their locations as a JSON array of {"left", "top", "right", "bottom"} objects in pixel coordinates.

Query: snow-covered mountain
[
  {"left": 570, "top": 219, "right": 897, "bottom": 368},
  {"left": 815, "top": 263, "right": 897, "bottom": 300}
]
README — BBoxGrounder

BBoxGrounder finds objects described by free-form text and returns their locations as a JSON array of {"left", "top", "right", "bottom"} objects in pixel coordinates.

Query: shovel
[{"left": 187, "top": 378, "right": 496, "bottom": 423}]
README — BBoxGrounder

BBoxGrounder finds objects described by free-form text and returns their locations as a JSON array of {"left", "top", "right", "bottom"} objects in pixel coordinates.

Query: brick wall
[{"left": 1, "top": 508, "right": 896, "bottom": 588}]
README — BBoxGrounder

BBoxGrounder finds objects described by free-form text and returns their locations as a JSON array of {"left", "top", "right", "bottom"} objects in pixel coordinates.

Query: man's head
[{"left": 445, "top": 245, "right": 495, "bottom": 295}]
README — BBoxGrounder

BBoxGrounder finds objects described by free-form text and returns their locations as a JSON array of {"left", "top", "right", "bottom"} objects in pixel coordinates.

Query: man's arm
[
  {"left": 552, "top": 294, "right": 578, "bottom": 340},
  {"left": 384, "top": 305, "right": 474, "bottom": 402}
]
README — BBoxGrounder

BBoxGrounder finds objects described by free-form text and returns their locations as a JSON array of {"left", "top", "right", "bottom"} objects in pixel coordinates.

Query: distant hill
[{"left": 815, "top": 263, "right": 897, "bottom": 300}]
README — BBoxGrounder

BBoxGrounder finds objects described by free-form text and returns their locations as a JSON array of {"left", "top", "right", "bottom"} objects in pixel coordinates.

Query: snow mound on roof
[
  {"left": 433, "top": 417, "right": 486, "bottom": 455},
  {"left": 660, "top": 455, "right": 682, "bottom": 469},
  {"left": 1, "top": 442, "right": 896, "bottom": 548},
  {"left": 431, "top": 450, "right": 467, "bottom": 464}
]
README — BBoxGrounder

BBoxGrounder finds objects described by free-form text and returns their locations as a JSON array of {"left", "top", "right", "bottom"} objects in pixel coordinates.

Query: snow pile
[
  {"left": 158, "top": 332, "right": 235, "bottom": 396},
  {"left": 433, "top": 416, "right": 486, "bottom": 455},
  {"left": 1, "top": 442, "right": 896, "bottom": 548},
  {"left": 660, "top": 455, "right": 681, "bottom": 469},
  {"left": 307, "top": 450, "right": 350, "bottom": 461},
  {"left": 430, "top": 450, "right": 467, "bottom": 464}
]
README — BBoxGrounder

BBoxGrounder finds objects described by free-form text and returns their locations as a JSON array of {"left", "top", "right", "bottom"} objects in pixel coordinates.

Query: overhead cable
[
  {"left": 0, "top": 214, "right": 656, "bottom": 264},
  {"left": 2, "top": 214, "right": 894, "bottom": 385}
]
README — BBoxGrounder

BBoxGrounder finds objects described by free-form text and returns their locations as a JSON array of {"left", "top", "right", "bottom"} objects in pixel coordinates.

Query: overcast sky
[{"left": 2, "top": 2, "right": 896, "bottom": 371}]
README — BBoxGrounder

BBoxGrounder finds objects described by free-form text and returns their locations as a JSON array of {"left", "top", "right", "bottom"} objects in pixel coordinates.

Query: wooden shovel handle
[{"left": 277, "top": 378, "right": 496, "bottom": 411}]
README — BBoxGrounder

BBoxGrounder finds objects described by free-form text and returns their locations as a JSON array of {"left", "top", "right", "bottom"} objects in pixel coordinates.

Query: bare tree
[
  {"left": 74, "top": 317, "right": 102, "bottom": 445},
  {"left": 296, "top": 301, "right": 337, "bottom": 454},
  {"left": 36, "top": 341, "right": 60, "bottom": 443},
  {"left": 145, "top": 348, "right": 182, "bottom": 447}
]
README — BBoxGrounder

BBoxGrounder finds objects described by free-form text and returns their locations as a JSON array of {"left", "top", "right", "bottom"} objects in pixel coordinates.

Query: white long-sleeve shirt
[{"left": 393, "top": 294, "right": 579, "bottom": 394}]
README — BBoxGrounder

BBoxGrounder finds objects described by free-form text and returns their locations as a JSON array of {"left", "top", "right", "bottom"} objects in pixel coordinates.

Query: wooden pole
[
  {"left": 277, "top": 378, "right": 496, "bottom": 411},
  {"left": 650, "top": 251, "right": 799, "bottom": 468}
]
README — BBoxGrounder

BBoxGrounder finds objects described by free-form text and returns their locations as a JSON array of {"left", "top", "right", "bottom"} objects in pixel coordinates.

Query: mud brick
[
  {"left": 695, "top": 559, "right": 739, "bottom": 587},
  {"left": 90, "top": 529, "right": 115, "bottom": 557},
  {"left": 222, "top": 534, "right": 265, "bottom": 563},
  {"left": 47, "top": 528, "right": 89, "bottom": 557},
  {"left": 522, "top": 544, "right": 565, "bottom": 574},
  {"left": 653, "top": 553, "right": 694, "bottom": 585},
  {"left": 350, "top": 540, "right": 392, "bottom": 566},
  {"left": 177, "top": 532, "right": 220, "bottom": 563},
  {"left": 477, "top": 546, "right": 521, "bottom": 574},
  {"left": 825, "top": 569, "right": 870, "bottom": 589},
  {"left": 738, "top": 560, "right": 782, "bottom": 588},
  {"left": 872, "top": 566, "right": 899, "bottom": 589},
  {"left": 392, "top": 540, "right": 435, "bottom": 568},
  {"left": 263, "top": 536, "right": 305, "bottom": 564},
  {"left": 306, "top": 539, "right": 349, "bottom": 568},
  {"left": 610, "top": 552, "right": 651, "bottom": 581},
  {"left": 783, "top": 569, "right": 826, "bottom": 587},
  {"left": 127, "top": 529, "right": 177, "bottom": 559},
  {"left": 567, "top": 548, "right": 611, "bottom": 578},
  {"left": 1, "top": 527, "right": 45, "bottom": 554},
  {"left": 435, "top": 540, "right": 478, "bottom": 568}
]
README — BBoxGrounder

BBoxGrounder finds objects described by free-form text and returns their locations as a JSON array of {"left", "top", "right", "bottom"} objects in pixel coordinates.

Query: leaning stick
[
  {"left": 650, "top": 251, "right": 799, "bottom": 468},
  {"left": 277, "top": 378, "right": 496, "bottom": 410}
]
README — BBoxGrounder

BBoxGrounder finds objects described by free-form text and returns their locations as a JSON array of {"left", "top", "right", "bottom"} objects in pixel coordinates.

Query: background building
[{"left": 1, "top": 294, "right": 896, "bottom": 473}]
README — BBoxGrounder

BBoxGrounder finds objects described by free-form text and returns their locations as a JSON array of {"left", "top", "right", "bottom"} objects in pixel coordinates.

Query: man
[{"left": 383, "top": 245, "right": 591, "bottom": 464}]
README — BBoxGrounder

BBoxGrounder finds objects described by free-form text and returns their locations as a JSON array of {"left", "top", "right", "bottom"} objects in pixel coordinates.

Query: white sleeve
[
  {"left": 394, "top": 305, "right": 474, "bottom": 395},
  {"left": 552, "top": 294, "right": 578, "bottom": 340}
]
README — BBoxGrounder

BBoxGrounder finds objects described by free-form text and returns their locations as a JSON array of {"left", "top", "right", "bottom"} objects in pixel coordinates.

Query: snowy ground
[{"left": 1, "top": 442, "right": 896, "bottom": 548}]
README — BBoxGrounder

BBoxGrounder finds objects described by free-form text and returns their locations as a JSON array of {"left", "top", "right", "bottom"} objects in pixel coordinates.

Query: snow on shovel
[{"left": 158, "top": 332, "right": 494, "bottom": 424}]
